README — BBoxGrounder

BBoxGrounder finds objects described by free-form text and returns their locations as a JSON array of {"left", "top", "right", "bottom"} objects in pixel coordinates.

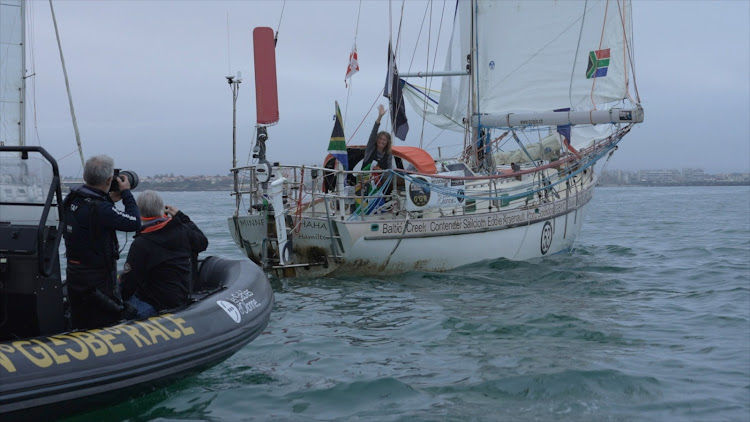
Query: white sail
[
  {"left": 402, "top": 82, "right": 465, "bottom": 132},
  {"left": 437, "top": 0, "right": 472, "bottom": 128},
  {"left": 438, "top": 0, "right": 637, "bottom": 128},
  {"left": 0, "top": 0, "right": 25, "bottom": 147}
]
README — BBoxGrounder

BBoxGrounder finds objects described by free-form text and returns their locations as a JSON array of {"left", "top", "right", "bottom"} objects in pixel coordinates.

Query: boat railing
[
  {"left": 228, "top": 124, "right": 628, "bottom": 223},
  {"left": 0, "top": 146, "right": 66, "bottom": 340},
  {"left": 229, "top": 155, "right": 600, "bottom": 224},
  {"left": 230, "top": 163, "right": 402, "bottom": 220}
]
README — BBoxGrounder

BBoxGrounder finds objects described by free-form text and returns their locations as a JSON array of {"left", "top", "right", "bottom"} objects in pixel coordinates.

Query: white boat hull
[{"left": 228, "top": 181, "right": 593, "bottom": 278}]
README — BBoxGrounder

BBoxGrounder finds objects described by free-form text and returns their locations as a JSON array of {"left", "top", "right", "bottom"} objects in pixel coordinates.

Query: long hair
[
  {"left": 377, "top": 131, "right": 392, "bottom": 155},
  {"left": 83, "top": 155, "right": 114, "bottom": 186},
  {"left": 136, "top": 190, "right": 165, "bottom": 218}
]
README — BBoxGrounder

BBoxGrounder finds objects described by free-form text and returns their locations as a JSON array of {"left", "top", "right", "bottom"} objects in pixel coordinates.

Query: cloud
[{"left": 18, "top": 0, "right": 750, "bottom": 177}]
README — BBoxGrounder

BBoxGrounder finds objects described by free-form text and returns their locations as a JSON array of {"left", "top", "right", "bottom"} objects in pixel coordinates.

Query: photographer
[
  {"left": 120, "top": 190, "right": 208, "bottom": 318},
  {"left": 62, "top": 155, "right": 141, "bottom": 329}
]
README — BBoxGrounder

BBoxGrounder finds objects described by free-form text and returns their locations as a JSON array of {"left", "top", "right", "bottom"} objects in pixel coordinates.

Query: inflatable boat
[{"left": 0, "top": 146, "right": 274, "bottom": 420}]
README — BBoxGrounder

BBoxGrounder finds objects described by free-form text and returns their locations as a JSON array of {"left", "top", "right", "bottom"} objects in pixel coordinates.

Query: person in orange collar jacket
[{"left": 120, "top": 190, "right": 208, "bottom": 318}]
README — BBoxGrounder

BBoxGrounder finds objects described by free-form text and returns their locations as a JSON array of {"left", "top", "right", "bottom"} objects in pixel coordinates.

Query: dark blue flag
[{"left": 384, "top": 43, "right": 409, "bottom": 141}]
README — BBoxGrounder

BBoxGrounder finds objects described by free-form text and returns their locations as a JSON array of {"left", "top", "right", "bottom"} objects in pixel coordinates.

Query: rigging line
[
  {"left": 56, "top": 148, "right": 83, "bottom": 162},
  {"left": 421, "top": 2, "right": 433, "bottom": 149},
  {"left": 404, "top": 81, "right": 441, "bottom": 100},
  {"left": 386, "top": 0, "right": 406, "bottom": 136},
  {"left": 347, "top": 90, "right": 382, "bottom": 145},
  {"left": 49, "top": 0, "right": 84, "bottom": 167},
  {"left": 344, "top": 0, "right": 364, "bottom": 126},
  {"left": 404, "top": 1, "right": 450, "bottom": 152},
  {"left": 388, "top": 0, "right": 392, "bottom": 52},
  {"left": 27, "top": 1, "right": 43, "bottom": 148},
  {"left": 615, "top": 0, "right": 630, "bottom": 102},
  {"left": 226, "top": 12, "right": 230, "bottom": 75},
  {"left": 420, "top": 1, "right": 437, "bottom": 150},
  {"left": 465, "top": 0, "right": 476, "bottom": 156},
  {"left": 427, "top": 0, "right": 448, "bottom": 97},
  {"left": 401, "top": 82, "right": 463, "bottom": 148},
  {"left": 354, "top": 0, "right": 362, "bottom": 43},
  {"left": 397, "top": 137, "right": 611, "bottom": 202},
  {"left": 382, "top": 211, "right": 410, "bottom": 267},
  {"left": 396, "top": 0, "right": 405, "bottom": 56},
  {"left": 404, "top": 81, "right": 440, "bottom": 104},
  {"left": 618, "top": 0, "right": 639, "bottom": 103},
  {"left": 628, "top": 1, "right": 640, "bottom": 103},
  {"left": 570, "top": 0, "right": 587, "bottom": 108},
  {"left": 589, "top": 0, "right": 610, "bottom": 108},
  {"left": 0, "top": 5, "right": 21, "bottom": 123},
  {"left": 275, "top": 1, "right": 286, "bottom": 40},
  {"left": 405, "top": 4, "right": 430, "bottom": 75},
  {"left": 404, "top": 1, "right": 432, "bottom": 148},
  {"left": 344, "top": 79, "right": 352, "bottom": 127},
  {"left": 429, "top": 0, "right": 448, "bottom": 75}
]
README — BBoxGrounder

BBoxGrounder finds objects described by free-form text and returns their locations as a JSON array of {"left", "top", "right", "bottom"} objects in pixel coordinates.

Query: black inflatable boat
[{"left": 0, "top": 147, "right": 273, "bottom": 419}]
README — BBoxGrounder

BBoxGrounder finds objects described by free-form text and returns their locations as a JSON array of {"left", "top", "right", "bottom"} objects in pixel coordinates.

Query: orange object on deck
[{"left": 323, "top": 146, "right": 437, "bottom": 174}]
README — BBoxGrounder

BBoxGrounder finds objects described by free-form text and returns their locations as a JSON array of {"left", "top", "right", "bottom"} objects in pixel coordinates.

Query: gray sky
[{"left": 22, "top": 0, "right": 750, "bottom": 177}]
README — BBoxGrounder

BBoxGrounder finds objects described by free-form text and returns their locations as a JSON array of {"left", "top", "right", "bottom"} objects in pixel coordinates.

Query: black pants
[{"left": 67, "top": 264, "right": 122, "bottom": 330}]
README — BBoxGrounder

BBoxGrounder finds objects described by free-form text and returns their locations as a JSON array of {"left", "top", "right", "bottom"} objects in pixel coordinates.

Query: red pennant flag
[{"left": 345, "top": 44, "right": 359, "bottom": 87}]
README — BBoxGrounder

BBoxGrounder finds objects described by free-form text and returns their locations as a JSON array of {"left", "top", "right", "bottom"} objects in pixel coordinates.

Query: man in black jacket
[
  {"left": 120, "top": 190, "right": 208, "bottom": 318},
  {"left": 63, "top": 155, "right": 141, "bottom": 329}
]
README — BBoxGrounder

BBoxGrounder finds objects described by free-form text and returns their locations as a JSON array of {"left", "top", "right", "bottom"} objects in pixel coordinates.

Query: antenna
[{"left": 226, "top": 11, "right": 231, "bottom": 76}]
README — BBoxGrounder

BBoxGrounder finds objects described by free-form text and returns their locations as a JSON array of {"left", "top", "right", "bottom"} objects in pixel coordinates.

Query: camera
[{"left": 110, "top": 169, "right": 139, "bottom": 192}]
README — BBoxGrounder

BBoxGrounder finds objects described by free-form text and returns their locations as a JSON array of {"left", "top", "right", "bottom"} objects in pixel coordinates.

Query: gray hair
[
  {"left": 136, "top": 190, "right": 164, "bottom": 218},
  {"left": 83, "top": 155, "right": 115, "bottom": 187}
]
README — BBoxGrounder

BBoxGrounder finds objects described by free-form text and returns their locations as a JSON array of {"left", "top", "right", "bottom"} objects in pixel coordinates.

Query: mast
[
  {"left": 227, "top": 73, "right": 240, "bottom": 214},
  {"left": 468, "top": 0, "right": 478, "bottom": 170},
  {"left": 20, "top": 0, "right": 26, "bottom": 147},
  {"left": 49, "top": 0, "right": 84, "bottom": 166},
  {"left": 0, "top": 0, "right": 26, "bottom": 147}
]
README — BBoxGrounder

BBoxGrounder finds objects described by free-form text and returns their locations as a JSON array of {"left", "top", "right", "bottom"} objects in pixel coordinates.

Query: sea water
[{"left": 65, "top": 186, "right": 750, "bottom": 421}]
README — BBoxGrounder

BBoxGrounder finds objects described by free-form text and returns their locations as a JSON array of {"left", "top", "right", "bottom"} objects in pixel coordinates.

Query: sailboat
[
  {"left": 0, "top": 1, "right": 273, "bottom": 418},
  {"left": 228, "top": 0, "right": 643, "bottom": 278}
]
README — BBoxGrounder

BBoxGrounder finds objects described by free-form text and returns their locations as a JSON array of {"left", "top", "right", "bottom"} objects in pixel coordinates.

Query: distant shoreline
[
  {"left": 598, "top": 182, "right": 750, "bottom": 188},
  {"left": 60, "top": 182, "right": 749, "bottom": 193}
]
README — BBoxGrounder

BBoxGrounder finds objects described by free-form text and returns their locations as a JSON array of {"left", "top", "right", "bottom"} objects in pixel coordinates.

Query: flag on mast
[
  {"left": 384, "top": 42, "right": 409, "bottom": 141},
  {"left": 327, "top": 101, "right": 348, "bottom": 169},
  {"left": 345, "top": 44, "right": 359, "bottom": 87}
]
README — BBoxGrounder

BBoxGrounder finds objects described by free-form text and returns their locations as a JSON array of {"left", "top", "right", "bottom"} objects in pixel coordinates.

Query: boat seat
[
  {"left": 0, "top": 224, "right": 65, "bottom": 340},
  {"left": 194, "top": 256, "right": 223, "bottom": 292}
]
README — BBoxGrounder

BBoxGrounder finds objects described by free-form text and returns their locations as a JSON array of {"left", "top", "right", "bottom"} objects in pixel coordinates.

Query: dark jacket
[
  {"left": 63, "top": 185, "right": 140, "bottom": 329},
  {"left": 362, "top": 122, "right": 392, "bottom": 170},
  {"left": 120, "top": 211, "right": 208, "bottom": 311}
]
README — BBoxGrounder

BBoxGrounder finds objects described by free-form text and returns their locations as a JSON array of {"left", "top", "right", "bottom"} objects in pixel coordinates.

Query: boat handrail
[
  {"left": 228, "top": 126, "right": 626, "bottom": 185},
  {"left": 228, "top": 127, "right": 624, "bottom": 223},
  {"left": 0, "top": 146, "right": 65, "bottom": 277}
]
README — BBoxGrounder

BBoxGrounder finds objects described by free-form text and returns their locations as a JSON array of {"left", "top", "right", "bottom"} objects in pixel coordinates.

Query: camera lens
[
  {"left": 110, "top": 169, "right": 139, "bottom": 191},
  {"left": 121, "top": 170, "right": 139, "bottom": 190}
]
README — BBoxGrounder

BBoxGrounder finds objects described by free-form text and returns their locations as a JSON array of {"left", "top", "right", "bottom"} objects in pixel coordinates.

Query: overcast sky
[{"left": 21, "top": 0, "right": 750, "bottom": 177}]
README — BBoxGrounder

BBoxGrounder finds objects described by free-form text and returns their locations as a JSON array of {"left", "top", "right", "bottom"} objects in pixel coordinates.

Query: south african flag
[
  {"left": 586, "top": 48, "right": 610, "bottom": 79},
  {"left": 327, "top": 101, "right": 348, "bottom": 170}
]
